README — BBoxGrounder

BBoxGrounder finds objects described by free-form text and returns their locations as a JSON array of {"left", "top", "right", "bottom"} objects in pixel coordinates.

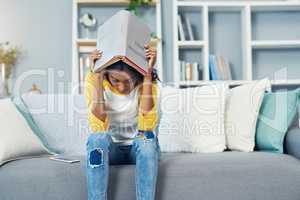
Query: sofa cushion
[
  {"left": 255, "top": 88, "right": 300, "bottom": 153},
  {"left": 20, "top": 93, "right": 89, "bottom": 155},
  {"left": 0, "top": 98, "right": 54, "bottom": 166},
  {"left": 157, "top": 83, "right": 228, "bottom": 153},
  {"left": 225, "top": 78, "right": 270, "bottom": 152},
  {"left": 0, "top": 152, "right": 299, "bottom": 200}
]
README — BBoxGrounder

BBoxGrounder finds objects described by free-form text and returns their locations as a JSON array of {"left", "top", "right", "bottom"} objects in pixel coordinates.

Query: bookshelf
[
  {"left": 72, "top": 0, "right": 163, "bottom": 94},
  {"left": 172, "top": 0, "right": 300, "bottom": 87}
]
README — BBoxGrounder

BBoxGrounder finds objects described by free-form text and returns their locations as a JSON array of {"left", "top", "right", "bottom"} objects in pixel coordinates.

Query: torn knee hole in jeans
[{"left": 89, "top": 148, "right": 104, "bottom": 167}]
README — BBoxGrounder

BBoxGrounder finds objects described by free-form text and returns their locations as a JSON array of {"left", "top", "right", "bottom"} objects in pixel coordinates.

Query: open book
[{"left": 93, "top": 10, "right": 151, "bottom": 76}]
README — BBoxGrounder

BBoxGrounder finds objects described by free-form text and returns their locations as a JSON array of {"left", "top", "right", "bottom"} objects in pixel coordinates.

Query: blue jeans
[{"left": 85, "top": 131, "right": 161, "bottom": 200}]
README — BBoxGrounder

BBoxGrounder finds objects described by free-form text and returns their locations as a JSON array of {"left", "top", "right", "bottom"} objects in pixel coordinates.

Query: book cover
[
  {"left": 215, "top": 56, "right": 224, "bottom": 80},
  {"left": 192, "top": 62, "right": 198, "bottom": 80},
  {"left": 185, "top": 17, "right": 194, "bottom": 41},
  {"left": 209, "top": 55, "right": 218, "bottom": 80},
  {"left": 186, "top": 62, "right": 192, "bottom": 81},
  {"left": 180, "top": 60, "right": 186, "bottom": 81},
  {"left": 93, "top": 10, "right": 151, "bottom": 76},
  {"left": 220, "top": 56, "right": 232, "bottom": 80},
  {"left": 177, "top": 14, "right": 185, "bottom": 41}
]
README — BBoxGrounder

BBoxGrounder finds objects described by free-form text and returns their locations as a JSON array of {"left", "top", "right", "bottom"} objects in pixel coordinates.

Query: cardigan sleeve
[
  {"left": 84, "top": 71, "right": 109, "bottom": 133},
  {"left": 138, "top": 82, "right": 158, "bottom": 131}
]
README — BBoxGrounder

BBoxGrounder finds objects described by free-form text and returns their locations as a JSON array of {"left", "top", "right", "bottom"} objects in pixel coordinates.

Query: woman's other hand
[
  {"left": 144, "top": 44, "right": 157, "bottom": 72},
  {"left": 89, "top": 49, "right": 103, "bottom": 71}
]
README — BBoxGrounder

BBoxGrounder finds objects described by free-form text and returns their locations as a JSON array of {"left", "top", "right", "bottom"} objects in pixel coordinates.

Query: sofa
[{"left": 1, "top": 93, "right": 300, "bottom": 200}]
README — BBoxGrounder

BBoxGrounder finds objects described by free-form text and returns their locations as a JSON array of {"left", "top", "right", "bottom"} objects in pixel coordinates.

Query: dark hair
[{"left": 104, "top": 61, "right": 160, "bottom": 85}]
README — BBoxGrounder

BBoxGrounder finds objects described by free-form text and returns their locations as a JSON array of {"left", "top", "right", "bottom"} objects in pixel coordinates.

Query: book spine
[
  {"left": 180, "top": 61, "right": 184, "bottom": 81},
  {"left": 79, "top": 56, "right": 84, "bottom": 93},
  {"left": 186, "top": 62, "right": 192, "bottom": 81},
  {"left": 209, "top": 55, "right": 217, "bottom": 80},
  {"left": 178, "top": 14, "right": 185, "bottom": 41},
  {"left": 185, "top": 17, "right": 194, "bottom": 41},
  {"left": 192, "top": 62, "right": 198, "bottom": 80},
  {"left": 215, "top": 56, "right": 223, "bottom": 80}
]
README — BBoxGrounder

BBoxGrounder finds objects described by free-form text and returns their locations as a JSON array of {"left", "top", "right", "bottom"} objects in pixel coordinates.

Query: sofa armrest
[{"left": 284, "top": 126, "right": 300, "bottom": 160}]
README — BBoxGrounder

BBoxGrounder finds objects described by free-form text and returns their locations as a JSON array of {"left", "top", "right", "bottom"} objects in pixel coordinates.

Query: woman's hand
[
  {"left": 144, "top": 44, "right": 157, "bottom": 76},
  {"left": 89, "top": 49, "right": 103, "bottom": 71}
]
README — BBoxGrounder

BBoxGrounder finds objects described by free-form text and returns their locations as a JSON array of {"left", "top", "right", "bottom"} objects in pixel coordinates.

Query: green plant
[
  {"left": 0, "top": 41, "right": 21, "bottom": 79},
  {"left": 128, "top": 0, "right": 153, "bottom": 16}
]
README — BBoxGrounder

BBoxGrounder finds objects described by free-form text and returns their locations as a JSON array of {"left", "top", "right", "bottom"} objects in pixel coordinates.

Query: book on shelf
[
  {"left": 185, "top": 16, "right": 194, "bottom": 41},
  {"left": 177, "top": 14, "right": 185, "bottom": 41},
  {"left": 93, "top": 10, "right": 151, "bottom": 76},
  {"left": 209, "top": 54, "right": 232, "bottom": 80},
  {"left": 179, "top": 60, "right": 201, "bottom": 81},
  {"left": 220, "top": 56, "right": 232, "bottom": 80},
  {"left": 79, "top": 55, "right": 91, "bottom": 93},
  {"left": 178, "top": 14, "right": 195, "bottom": 41},
  {"left": 209, "top": 55, "right": 218, "bottom": 80}
]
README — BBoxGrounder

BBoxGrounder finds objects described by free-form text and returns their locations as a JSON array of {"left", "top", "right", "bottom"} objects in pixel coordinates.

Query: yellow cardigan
[{"left": 84, "top": 71, "right": 158, "bottom": 133}]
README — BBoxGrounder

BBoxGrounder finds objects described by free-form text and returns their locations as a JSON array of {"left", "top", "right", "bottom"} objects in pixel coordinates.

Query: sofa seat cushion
[{"left": 0, "top": 152, "right": 299, "bottom": 200}]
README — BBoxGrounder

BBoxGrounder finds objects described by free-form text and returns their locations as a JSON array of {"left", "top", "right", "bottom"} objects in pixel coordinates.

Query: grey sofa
[{"left": 1, "top": 94, "right": 300, "bottom": 200}]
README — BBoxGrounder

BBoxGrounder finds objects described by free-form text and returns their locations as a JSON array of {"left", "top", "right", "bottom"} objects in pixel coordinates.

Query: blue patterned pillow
[{"left": 255, "top": 88, "right": 300, "bottom": 153}]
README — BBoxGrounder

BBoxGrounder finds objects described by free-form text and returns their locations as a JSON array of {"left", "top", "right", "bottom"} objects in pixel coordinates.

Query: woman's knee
[
  {"left": 134, "top": 136, "right": 160, "bottom": 157},
  {"left": 86, "top": 132, "right": 112, "bottom": 151},
  {"left": 86, "top": 132, "right": 112, "bottom": 168}
]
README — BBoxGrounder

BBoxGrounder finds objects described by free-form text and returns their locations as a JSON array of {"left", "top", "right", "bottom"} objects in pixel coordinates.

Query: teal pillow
[
  {"left": 11, "top": 95, "right": 60, "bottom": 154},
  {"left": 255, "top": 88, "right": 300, "bottom": 153}
]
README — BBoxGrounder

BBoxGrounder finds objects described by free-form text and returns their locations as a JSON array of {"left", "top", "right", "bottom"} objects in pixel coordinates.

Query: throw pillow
[
  {"left": 255, "top": 88, "right": 300, "bottom": 153},
  {"left": 157, "top": 83, "right": 228, "bottom": 153},
  {"left": 0, "top": 98, "right": 55, "bottom": 166},
  {"left": 225, "top": 78, "right": 270, "bottom": 152}
]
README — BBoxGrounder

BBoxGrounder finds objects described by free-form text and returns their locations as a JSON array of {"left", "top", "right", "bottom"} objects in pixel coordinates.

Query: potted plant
[
  {"left": 0, "top": 41, "right": 21, "bottom": 96},
  {"left": 128, "top": 0, "right": 154, "bottom": 16}
]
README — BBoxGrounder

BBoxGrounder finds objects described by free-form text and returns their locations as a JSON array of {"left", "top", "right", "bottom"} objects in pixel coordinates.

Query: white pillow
[
  {"left": 0, "top": 98, "right": 55, "bottom": 166},
  {"left": 224, "top": 78, "right": 270, "bottom": 152},
  {"left": 157, "top": 83, "right": 228, "bottom": 153}
]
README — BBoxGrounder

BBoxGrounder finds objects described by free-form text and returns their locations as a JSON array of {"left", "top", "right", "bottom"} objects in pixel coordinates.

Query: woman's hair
[{"left": 104, "top": 61, "right": 160, "bottom": 86}]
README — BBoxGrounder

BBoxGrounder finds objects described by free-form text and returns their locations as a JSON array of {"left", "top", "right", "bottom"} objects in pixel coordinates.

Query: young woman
[{"left": 84, "top": 44, "right": 161, "bottom": 200}]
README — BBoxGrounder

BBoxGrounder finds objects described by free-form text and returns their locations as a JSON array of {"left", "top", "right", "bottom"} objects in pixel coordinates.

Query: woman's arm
[
  {"left": 139, "top": 44, "right": 157, "bottom": 115},
  {"left": 84, "top": 49, "right": 109, "bottom": 133},
  {"left": 91, "top": 71, "right": 107, "bottom": 121}
]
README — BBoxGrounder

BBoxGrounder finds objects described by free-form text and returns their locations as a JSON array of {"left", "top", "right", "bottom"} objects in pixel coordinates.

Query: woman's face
[{"left": 107, "top": 69, "right": 137, "bottom": 95}]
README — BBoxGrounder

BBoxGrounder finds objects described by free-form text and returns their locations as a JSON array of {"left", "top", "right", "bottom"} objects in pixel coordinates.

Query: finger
[{"left": 146, "top": 53, "right": 155, "bottom": 57}]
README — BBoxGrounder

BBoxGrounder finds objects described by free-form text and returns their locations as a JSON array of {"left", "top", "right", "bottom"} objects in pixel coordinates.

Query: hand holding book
[{"left": 144, "top": 44, "right": 157, "bottom": 79}]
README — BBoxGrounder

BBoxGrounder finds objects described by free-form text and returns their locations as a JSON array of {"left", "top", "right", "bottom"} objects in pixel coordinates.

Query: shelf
[
  {"left": 251, "top": 10, "right": 300, "bottom": 41},
  {"left": 179, "top": 80, "right": 252, "bottom": 86},
  {"left": 77, "top": 39, "right": 96, "bottom": 47},
  {"left": 77, "top": 0, "right": 156, "bottom": 6},
  {"left": 252, "top": 40, "right": 300, "bottom": 49},
  {"left": 251, "top": 3, "right": 300, "bottom": 12},
  {"left": 177, "top": 1, "right": 300, "bottom": 9},
  {"left": 179, "top": 79, "right": 300, "bottom": 87},
  {"left": 178, "top": 40, "right": 204, "bottom": 49},
  {"left": 270, "top": 79, "right": 300, "bottom": 85}
]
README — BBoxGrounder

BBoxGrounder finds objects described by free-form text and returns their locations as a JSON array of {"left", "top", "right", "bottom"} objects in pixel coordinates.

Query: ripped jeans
[{"left": 85, "top": 131, "right": 161, "bottom": 200}]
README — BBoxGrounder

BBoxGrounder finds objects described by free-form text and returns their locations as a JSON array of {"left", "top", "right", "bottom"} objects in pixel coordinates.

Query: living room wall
[
  {"left": 0, "top": 0, "right": 72, "bottom": 95},
  {"left": 0, "top": 0, "right": 297, "bottom": 95}
]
